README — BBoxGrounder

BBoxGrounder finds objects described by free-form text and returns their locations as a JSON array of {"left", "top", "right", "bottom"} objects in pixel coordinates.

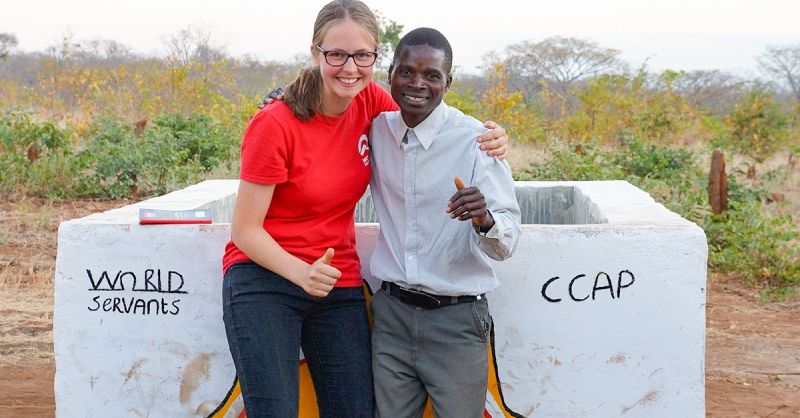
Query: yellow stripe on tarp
[{"left": 208, "top": 378, "right": 241, "bottom": 418}]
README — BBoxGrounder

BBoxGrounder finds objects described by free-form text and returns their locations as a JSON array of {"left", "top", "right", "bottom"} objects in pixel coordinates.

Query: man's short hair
[{"left": 391, "top": 27, "right": 453, "bottom": 75}]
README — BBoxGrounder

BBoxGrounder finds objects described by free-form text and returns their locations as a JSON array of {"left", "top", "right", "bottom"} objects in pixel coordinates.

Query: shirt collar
[{"left": 391, "top": 101, "right": 449, "bottom": 150}]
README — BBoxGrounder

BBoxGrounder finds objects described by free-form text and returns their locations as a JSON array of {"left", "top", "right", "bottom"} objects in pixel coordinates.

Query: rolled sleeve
[
  {"left": 473, "top": 155, "right": 521, "bottom": 261},
  {"left": 473, "top": 209, "right": 520, "bottom": 260}
]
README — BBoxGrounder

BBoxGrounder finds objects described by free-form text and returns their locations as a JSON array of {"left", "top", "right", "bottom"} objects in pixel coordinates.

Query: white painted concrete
[
  {"left": 54, "top": 180, "right": 238, "bottom": 417},
  {"left": 54, "top": 179, "right": 707, "bottom": 417}
]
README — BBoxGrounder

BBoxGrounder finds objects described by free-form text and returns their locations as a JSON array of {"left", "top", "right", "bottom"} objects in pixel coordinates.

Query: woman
[{"left": 221, "top": 1, "right": 508, "bottom": 416}]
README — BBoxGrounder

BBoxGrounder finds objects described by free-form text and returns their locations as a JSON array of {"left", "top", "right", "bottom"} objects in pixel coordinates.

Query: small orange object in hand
[
  {"left": 454, "top": 176, "right": 466, "bottom": 190},
  {"left": 453, "top": 176, "right": 480, "bottom": 225}
]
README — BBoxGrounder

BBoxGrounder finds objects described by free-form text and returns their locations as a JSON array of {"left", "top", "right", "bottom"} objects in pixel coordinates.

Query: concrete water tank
[{"left": 54, "top": 180, "right": 707, "bottom": 417}]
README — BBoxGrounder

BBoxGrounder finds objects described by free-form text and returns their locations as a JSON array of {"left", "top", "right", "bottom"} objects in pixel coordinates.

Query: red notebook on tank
[{"left": 138, "top": 208, "right": 212, "bottom": 224}]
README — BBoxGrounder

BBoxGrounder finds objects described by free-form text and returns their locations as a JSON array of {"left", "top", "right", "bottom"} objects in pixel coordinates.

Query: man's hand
[
  {"left": 257, "top": 87, "right": 285, "bottom": 109},
  {"left": 477, "top": 121, "right": 509, "bottom": 160},
  {"left": 447, "top": 176, "right": 494, "bottom": 231},
  {"left": 298, "top": 248, "right": 340, "bottom": 297}
]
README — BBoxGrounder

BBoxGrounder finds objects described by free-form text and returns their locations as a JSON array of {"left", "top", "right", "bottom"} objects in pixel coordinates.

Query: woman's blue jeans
[{"left": 222, "top": 262, "right": 373, "bottom": 418}]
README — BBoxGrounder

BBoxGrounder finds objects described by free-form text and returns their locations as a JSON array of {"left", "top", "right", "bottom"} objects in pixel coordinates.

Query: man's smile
[{"left": 403, "top": 94, "right": 428, "bottom": 103}]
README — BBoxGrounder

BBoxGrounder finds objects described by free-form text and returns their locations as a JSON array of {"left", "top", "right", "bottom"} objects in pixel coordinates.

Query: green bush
[
  {"left": 518, "top": 139, "right": 799, "bottom": 300},
  {"left": 0, "top": 111, "right": 70, "bottom": 154},
  {"left": 704, "top": 196, "right": 799, "bottom": 301},
  {"left": 77, "top": 116, "right": 146, "bottom": 198},
  {"left": 78, "top": 115, "right": 221, "bottom": 198},
  {"left": 514, "top": 141, "right": 625, "bottom": 181},
  {"left": 152, "top": 113, "right": 231, "bottom": 171},
  {"left": 515, "top": 139, "right": 698, "bottom": 184},
  {"left": 0, "top": 110, "right": 238, "bottom": 199},
  {"left": 616, "top": 140, "right": 695, "bottom": 179},
  {"left": 0, "top": 111, "right": 80, "bottom": 197}
]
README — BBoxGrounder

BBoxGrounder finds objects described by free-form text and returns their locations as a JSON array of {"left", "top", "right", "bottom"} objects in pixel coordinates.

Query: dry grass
[
  {"left": 0, "top": 198, "right": 58, "bottom": 367},
  {"left": 507, "top": 141, "right": 548, "bottom": 174},
  {"left": 0, "top": 197, "right": 125, "bottom": 367},
  {"left": 0, "top": 280, "right": 54, "bottom": 366}
]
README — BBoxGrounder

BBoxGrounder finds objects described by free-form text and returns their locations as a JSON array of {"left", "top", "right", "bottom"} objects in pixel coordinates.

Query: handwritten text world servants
[{"left": 86, "top": 268, "right": 187, "bottom": 315}]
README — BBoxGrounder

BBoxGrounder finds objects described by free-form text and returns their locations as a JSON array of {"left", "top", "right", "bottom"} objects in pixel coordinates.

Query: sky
[{"left": 2, "top": 0, "right": 800, "bottom": 76}]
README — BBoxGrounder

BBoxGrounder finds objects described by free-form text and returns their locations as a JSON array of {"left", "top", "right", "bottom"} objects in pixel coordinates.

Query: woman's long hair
[{"left": 283, "top": 0, "right": 380, "bottom": 121}]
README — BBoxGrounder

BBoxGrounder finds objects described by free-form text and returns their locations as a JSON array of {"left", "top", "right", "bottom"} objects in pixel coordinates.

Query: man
[{"left": 368, "top": 27, "right": 521, "bottom": 418}]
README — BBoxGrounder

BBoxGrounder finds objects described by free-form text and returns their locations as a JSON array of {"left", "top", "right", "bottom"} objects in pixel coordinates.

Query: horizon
[{"left": 3, "top": 0, "right": 800, "bottom": 77}]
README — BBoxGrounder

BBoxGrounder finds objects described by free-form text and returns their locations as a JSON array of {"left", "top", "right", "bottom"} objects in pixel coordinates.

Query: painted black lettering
[
  {"left": 86, "top": 267, "right": 189, "bottom": 316},
  {"left": 168, "top": 271, "right": 184, "bottom": 293},
  {"left": 123, "top": 296, "right": 136, "bottom": 313},
  {"left": 112, "top": 297, "right": 123, "bottom": 313},
  {"left": 617, "top": 270, "right": 635, "bottom": 298},
  {"left": 541, "top": 276, "right": 562, "bottom": 303},
  {"left": 87, "top": 269, "right": 123, "bottom": 291},
  {"left": 146, "top": 298, "right": 160, "bottom": 314},
  {"left": 88, "top": 296, "right": 101, "bottom": 311},
  {"left": 133, "top": 298, "right": 147, "bottom": 314},
  {"left": 568, "top": 274, "right": 590, "bottom": 301},
  {"left": 170, "top": 299, "right": 181, "bottom": 315},
  {"left": 119, "top": 272, "right": 136, "bottom": 291},
  {"left": 592, "top": 272, "right": 615, "bottom": 300},
  {"left": 143, "top": 269, "right": 158, "bottom": 292},
  {"left": 160, "top": 298, "right": 170, "bottom": 314}
]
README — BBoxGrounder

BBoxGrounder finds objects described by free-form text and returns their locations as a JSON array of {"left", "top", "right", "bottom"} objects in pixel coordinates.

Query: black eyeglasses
[{"left": 316, "top": 45, "right": 378, "bottom": 67}]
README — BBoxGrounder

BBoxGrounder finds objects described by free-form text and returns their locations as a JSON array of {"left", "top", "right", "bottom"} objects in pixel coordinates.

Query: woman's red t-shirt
[{"left": 222, "top": 81, "right": 397, "bottom": 287}]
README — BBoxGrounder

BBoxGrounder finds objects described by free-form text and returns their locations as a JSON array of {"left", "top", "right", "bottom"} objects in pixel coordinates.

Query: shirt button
[
  {"left": 407, "top": 255, "right": 414, "bottom": 260},
  {"left": 406, "top": 187, "right": 412, "bottom": 193},
  {"left": 409, "top": 223, "right": 416, "bottom": 230}
]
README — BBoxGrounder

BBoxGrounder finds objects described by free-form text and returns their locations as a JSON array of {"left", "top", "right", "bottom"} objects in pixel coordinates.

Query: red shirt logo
[{"left": 358, "top": 134, "right": 369, "bottom": 166}]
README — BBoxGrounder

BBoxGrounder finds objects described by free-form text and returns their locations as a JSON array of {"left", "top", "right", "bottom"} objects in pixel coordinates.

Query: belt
[{"left": 381, "top": 281, "right": 484, "bottom": 310}]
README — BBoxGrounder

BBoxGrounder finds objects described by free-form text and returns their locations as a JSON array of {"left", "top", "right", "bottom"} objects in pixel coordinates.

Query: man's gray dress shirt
[{"left": 367, "top": 101, "right": 522, "bottom": 296}]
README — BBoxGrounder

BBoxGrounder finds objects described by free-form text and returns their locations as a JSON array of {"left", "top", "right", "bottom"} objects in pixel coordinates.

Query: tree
[
  {"left": 758, "top": 43, "right": 800, "bottom": 102},
  {"left": 503, "top": 36, "right": 627, "bottom": 101},
  {"left": 724, "top": 92, "right": 788, "bottom": 175},
  {"left": 84, "top": 39, "right": 133, "bottom": 62},
  {"left": 477, "top": 62, "right": 545, "bottom": 143},
  {"left": 375, "top": 11, "right": 403, "bottom": 71},
  {"left": 45, "top": 32, "right": 81, "bottom": 63},
  {"left": 164, "top": 26, "right": 226, "bottom": 66},
  {"left": 670, "top": 70, "right": 747, "bottom": 116},
  {"left": 0, "top": 33, "right": 17, "bottom": 60}
]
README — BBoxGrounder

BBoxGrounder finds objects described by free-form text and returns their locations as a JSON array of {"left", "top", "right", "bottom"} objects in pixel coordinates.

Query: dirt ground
[{"left": 1, "top": 198, "right": 798, "bottom": 417}]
